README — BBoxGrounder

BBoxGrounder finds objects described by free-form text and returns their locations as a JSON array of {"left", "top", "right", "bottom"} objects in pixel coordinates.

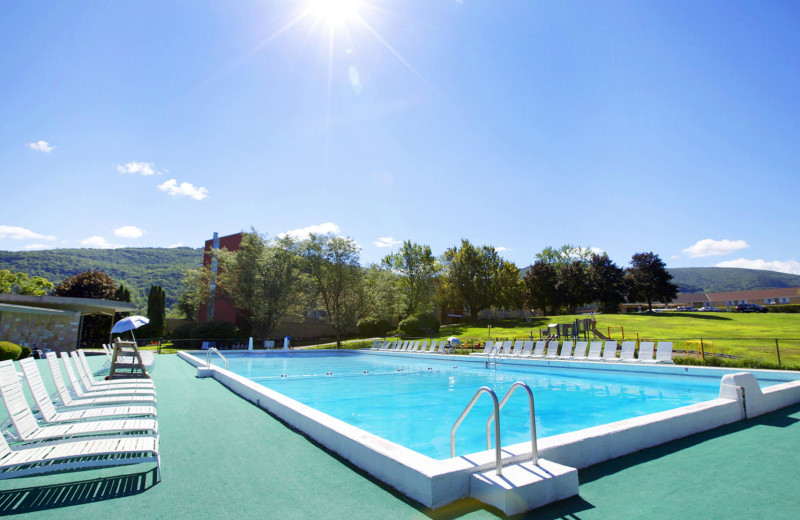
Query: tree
[
  {"left": 496, "top": 260, "right": 525, "bottom": 311},
  {"left": 176, "top": 267, "right": 211, "bottom": 321},
  {"left": 382, "top": 240, "right": 439, "bottom": 317},
  {"left": 626, "top": 252, "right": 678, "bottom": 311},
  {"left": 587, "top": 253, "right": 626, "bottom": 313},
  {"left": 147, "top": 285, "right": 167, "bottom": 338},
  {"left": 362, "top": 264, "right": 404, "bottom": 322},
  {"left": 440, "top": 239, "right": 513, "bottom": 320},
  {"left": 524, "top": 261, "right": 559, "bottom": 316},
  {"left": 53, "top": 270, "right": 116, "bottom": 300},
  {"left": 114, "top": 284, "right": 132, "bottom": 302},
  {"left": 53, "top": 270, "right": 117, "bottom": 348},
  {"left": 300, "top": 233, "right": 366, "bottom": 348},
  {"left": 556, "top": 260, "right": 590, "bottom": 314},
  {"left": 216, "top": 231, "right": 305, "bottom": 339},
  {"left": 0, "top": 270, "right": 53, "bottom": 296}
]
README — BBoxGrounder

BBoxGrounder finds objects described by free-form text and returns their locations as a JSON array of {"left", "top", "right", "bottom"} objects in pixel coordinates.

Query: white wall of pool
[{"left": 180, "top": 350, "right": 800, "bottom": 510}]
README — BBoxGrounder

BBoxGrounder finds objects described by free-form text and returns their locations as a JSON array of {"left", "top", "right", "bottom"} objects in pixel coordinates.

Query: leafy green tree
[
  {"left": 146, "top": 285, "right": 167, "bottom": 338},
  {"left": 300, "top": 233, "right": 366, "bottom": 348},
  {"left": 362, "top": 264, "right": 403, "bottom": 322},
  {"left": 496, "top": 260, "right": 525, "bottom": 311},
  {"left": 440, "top": 239, "right": 516, "bottom": 320},
  {"left": 524, "top": 261, "right": 559, "bottom": 315},
  {"left": 0, "top": 270, "right": 53, "bottom": 296},
  {"left": 114, "top": 284, "right": 132, "bottom": 302},
  {"left": 588, "top": 253, "right": 626, "bottom": 313},
  {"left": 556, "top": 260, "right": 590, "bottom": 314},
  {"left": 216, "top": 231, "right": 305, "bottom": 339},
  {"left": 176, "top": 267, "right": 211, "bottom": 321},
  {"left": 626, "top": 252, "right": 678, "bottom": 311},
  {"left": 53, "top": 270, "right": 117, "bottom": 348},
  {"left": 382, "top": 240, "right": 440, "bottom": 317}
]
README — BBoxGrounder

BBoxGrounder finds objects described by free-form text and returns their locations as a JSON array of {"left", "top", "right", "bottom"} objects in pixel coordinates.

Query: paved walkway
[{"left": 2, "top": 355, "right": 799, "bottom": 519}]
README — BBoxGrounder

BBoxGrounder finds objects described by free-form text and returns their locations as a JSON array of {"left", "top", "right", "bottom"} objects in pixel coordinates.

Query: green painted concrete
[{"left": 2, "top": 355, "right": 799, "bottom": 519}]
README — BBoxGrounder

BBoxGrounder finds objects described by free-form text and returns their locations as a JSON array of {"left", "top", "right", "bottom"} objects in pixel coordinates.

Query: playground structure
[
  {"left": 538, "top": 318, "right": 639, "bottom": 342},
  {"left": 685, "top": 340, "right": 715, "bottom": 359}
]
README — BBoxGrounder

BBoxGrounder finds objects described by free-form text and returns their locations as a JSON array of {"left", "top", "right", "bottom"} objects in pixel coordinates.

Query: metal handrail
[
  {"left": 206, "top": 347, "right": 230, "bottom": 370},
  {"left": 485, "top": 382, "right": 538, "bottom": 465},
  {"left": 451, "top": 386, "right": 503, "bottom": 476}
]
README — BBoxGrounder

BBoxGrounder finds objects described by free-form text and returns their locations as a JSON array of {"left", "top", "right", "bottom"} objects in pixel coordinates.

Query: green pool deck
[{"left": 2, "top": 354, "right": 800, "bottom": 519}]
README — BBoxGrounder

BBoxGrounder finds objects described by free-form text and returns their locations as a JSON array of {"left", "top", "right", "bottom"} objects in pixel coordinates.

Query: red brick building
[{"left": 198, "top": 231, "right": 244, "bottom": 325}]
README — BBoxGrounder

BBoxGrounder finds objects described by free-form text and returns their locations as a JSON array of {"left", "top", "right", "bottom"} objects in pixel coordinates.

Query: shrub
[
  {"left": 767, "top": 304, "right": 800, "bottom": 313},
  {"left": 0, "top": 341, "right": 22, "bottom": 361},
  {"left": 19, "top": 346, "right": 32, "bottom": 359},
  {"left": 190, "top": 321, "right": 240, "bottom": 340},
  {"left": 170, "top": 322, "right": 195, "bottom": 340},
  {"left": 398, "top": 312, "right": 440, "bottom": 337},
  {"left": 673, "top": 355, "right": 792, "bottom": 371},
  {"left": 357, "top": 317, "right": 393, "bottom": 337}
]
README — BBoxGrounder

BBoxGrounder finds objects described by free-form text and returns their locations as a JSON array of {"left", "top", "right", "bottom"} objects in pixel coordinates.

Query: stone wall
[{"left": 0, "top": 310, "right": 80, "bottom": 352}]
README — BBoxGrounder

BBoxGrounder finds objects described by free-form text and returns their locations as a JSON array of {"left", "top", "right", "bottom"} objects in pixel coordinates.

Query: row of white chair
[
  {"left": 368, "top": 339, "right": 452, "bottom": 354},
  {"left": 0, "top": 350, "right": 160, "bottom": 480},
  {"left": 472, "top": 339, "right": 673, "bottom": 364}
]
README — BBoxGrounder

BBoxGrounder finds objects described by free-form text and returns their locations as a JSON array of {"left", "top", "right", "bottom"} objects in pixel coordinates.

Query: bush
[
  {"left": 19, "top": 346, "right": 32, "bottom": 359},
  {"left": 170, "top": 322, "right": 195, "bottom": 340},
  {"left": 398, "top": 312, "right": 441, "bottom": 337},
  {"left": 767, "top": 304, "right": 800, "bottom": 313},
  {"left": 357, "top": 317, "right": 393, "bottom": 337},
  {"left": 0, "top": 341, "right": 22, "bottom": 361},
  {"left": 190, "top": 321, "right": 241, "bottom": 340},
  {"left": 673, "top": 355, "right": 793, "bottom": 371}
]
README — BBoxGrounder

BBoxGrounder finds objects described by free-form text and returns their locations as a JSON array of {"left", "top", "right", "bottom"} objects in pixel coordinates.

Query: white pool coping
[{"left": 179, "top": 350, "right": 800, "bottom": 509}]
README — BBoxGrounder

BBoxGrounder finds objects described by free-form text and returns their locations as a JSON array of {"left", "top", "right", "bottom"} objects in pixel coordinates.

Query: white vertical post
[
  {"left": 248, "top": 337, "right": 253, "bottom": 351},
  {"left": 284, "top": 336, "right": 290, "bottom": 350}
]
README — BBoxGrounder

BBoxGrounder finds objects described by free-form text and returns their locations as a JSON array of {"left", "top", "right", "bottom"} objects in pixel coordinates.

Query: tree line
[{"left": 180, "top": 231, "right": 678, "bottom": 347}]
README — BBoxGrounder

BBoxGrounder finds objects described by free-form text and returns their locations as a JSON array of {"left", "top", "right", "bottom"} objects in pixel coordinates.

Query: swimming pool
[
  {"left": 209, "top": 350, "right": 733, "bottom": 459},
  {"left": 181, "top": 349, "right": 800, "bottom": 511}
]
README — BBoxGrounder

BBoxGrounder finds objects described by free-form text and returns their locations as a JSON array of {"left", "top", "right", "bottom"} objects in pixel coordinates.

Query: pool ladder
[
  {"left": 206, "top": 347, "right": 230, "bottom": 370},
  {"left": 450, "top": 382, "right": 538, "bottom": 477}
]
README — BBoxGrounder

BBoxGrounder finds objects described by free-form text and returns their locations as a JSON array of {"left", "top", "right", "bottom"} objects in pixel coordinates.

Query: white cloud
[
  {"left": 22, "top": 243, "right": 52, "bottom": 250},
  {"left": 683, "top": 238, "right": 749, "bottom": 258},
  {"left": 157, "top": 179, "right": 209, "bottom": 200},
  {"left": 27, "top": 140, "right": 53, "bottom": 153},
  {"left": 280, "top": 222, "right": 342, "bottom": 240},
  {"left": 113, "top": 226, "right": 144, "bottom": 239},
  {"left": 715, "top": 258, "right": 800, "bottom": 275},
  {"left": 0, "top": 225, "right": 56, "bottom": 241},
  {"left": 167, "top": 243, "right": 185, "bottom": 248},
  {"left": 496, "top": 246, "right": 511, "bottom": 252},
  {"left": 117, "top": 161, "right": 159, "bottom": 176},
  {"left": 80, "top": 236, "right": 123, "bottom": 249},
  {"left": 373, "top": 236, "right": 401, "bottom": 248}
]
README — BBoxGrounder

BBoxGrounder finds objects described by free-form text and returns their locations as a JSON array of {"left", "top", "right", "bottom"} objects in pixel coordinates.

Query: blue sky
[{"left": 1, "top": 0, "right": 798, "bottom": 273}]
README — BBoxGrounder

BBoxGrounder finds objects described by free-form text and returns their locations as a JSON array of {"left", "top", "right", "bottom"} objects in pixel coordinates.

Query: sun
[{"left": 306, "top": 0, "right": 362, "bottom": 25}]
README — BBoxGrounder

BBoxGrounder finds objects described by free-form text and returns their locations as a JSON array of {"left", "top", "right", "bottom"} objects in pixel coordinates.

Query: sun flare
[{"left": 307, "top": 0, "right": 361, "bottom": 25}]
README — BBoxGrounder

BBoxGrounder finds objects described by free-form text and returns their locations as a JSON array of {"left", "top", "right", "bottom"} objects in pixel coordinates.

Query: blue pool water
[{"left": 206, "top": 351, "right": 761, "bottom": 459}]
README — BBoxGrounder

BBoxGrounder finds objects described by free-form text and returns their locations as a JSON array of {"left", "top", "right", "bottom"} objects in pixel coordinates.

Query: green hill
[
  {"left": 668, "top": 267, "right": 800, "bottom": 294},
  {"left": 0, "top": 247, "right": 203, "bottom": 309}
]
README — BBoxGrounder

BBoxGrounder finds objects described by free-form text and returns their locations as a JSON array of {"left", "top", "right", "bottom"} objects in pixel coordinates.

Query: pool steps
[{"left": 470, "top": 459, "right": 578, "bottom": 516}]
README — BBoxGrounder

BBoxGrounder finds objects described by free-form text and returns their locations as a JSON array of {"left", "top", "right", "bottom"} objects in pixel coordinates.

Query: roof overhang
[{"left": 0, "top": 294, "right": 137, "bottom": 316}]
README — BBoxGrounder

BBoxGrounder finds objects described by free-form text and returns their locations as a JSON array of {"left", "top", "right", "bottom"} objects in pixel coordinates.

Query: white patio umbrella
[
  {"left": 446, "top": 336, "right": 461, "bottom": 346},
  {"left": 111, "top": 315, "right": 149, "bottom": 343}
]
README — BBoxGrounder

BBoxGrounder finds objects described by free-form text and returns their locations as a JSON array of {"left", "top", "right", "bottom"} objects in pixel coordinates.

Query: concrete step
[{"left": 469, "top": 458, "right": 579, "bottom": 516}]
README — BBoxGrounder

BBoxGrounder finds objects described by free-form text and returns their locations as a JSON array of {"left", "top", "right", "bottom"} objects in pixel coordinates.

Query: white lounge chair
[
  {"left": 0, "top": 429, "right": 160, "bottom": 481},
  {"left": 619, "top": 341, "right": 636, "bottom": 362},
  {"left": 520, "top": 341, "right": 534, "bottom": 357},
  {"left": 501, "top": 342, "right": 513, "bottom": 356},
  {"left": 651, "top": 342, "right": 674, "bottom": 364},
  {"left": 511, "top": 340, "right": 524, "bottom": 356},
  {"left": 46, "top": 354, "right": 156, "bottom": 406},
  {"left": 19, "top": 358, "right": 157, "bottom": 422},
  {"left": 559, "top": 341, "right": 574, "bottom": 359},
  {"left": 603, "top": 341, "right": 619, "bottom": 361},
  {"left": 418, "top": 340, "right": 428, "bottom": 352},
  {"left": 61, "top": 353, "right": 155, "bottom": 398},
  {"left": 470, "top": 340, "right": 493, "bottom": 356},
  {"left": 545, "top": 341, "right": 559, "bottom": 358},
  {"left": 436, "top": 341, "right": 447, "bottom": 353},
  {"left": 634, "top": 341, "right": 655, "bottom": 362},
  {"left": 75, "top": 351, "right": 154, "bottom": 390},
  {"left": 585, "top": 341, "right": 603, "bottom": 361},
  {"left": 531, "top": 341, "right": 547, "bottom": 358},
  {"left": 572, "top": 341, "right": 589, "bottom": 360},
  {"left": 0, "top": 361, "right": 158, "bottom": 443}
]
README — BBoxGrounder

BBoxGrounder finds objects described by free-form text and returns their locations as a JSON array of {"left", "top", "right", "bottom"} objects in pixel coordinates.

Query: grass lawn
[{"left": 345, "top": 313, "right": 800, "bottom": 367}]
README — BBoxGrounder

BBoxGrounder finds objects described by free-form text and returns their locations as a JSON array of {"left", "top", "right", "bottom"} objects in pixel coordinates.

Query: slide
[{"left": 587, "top": 320, "right": 612, "bottom": 340}]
